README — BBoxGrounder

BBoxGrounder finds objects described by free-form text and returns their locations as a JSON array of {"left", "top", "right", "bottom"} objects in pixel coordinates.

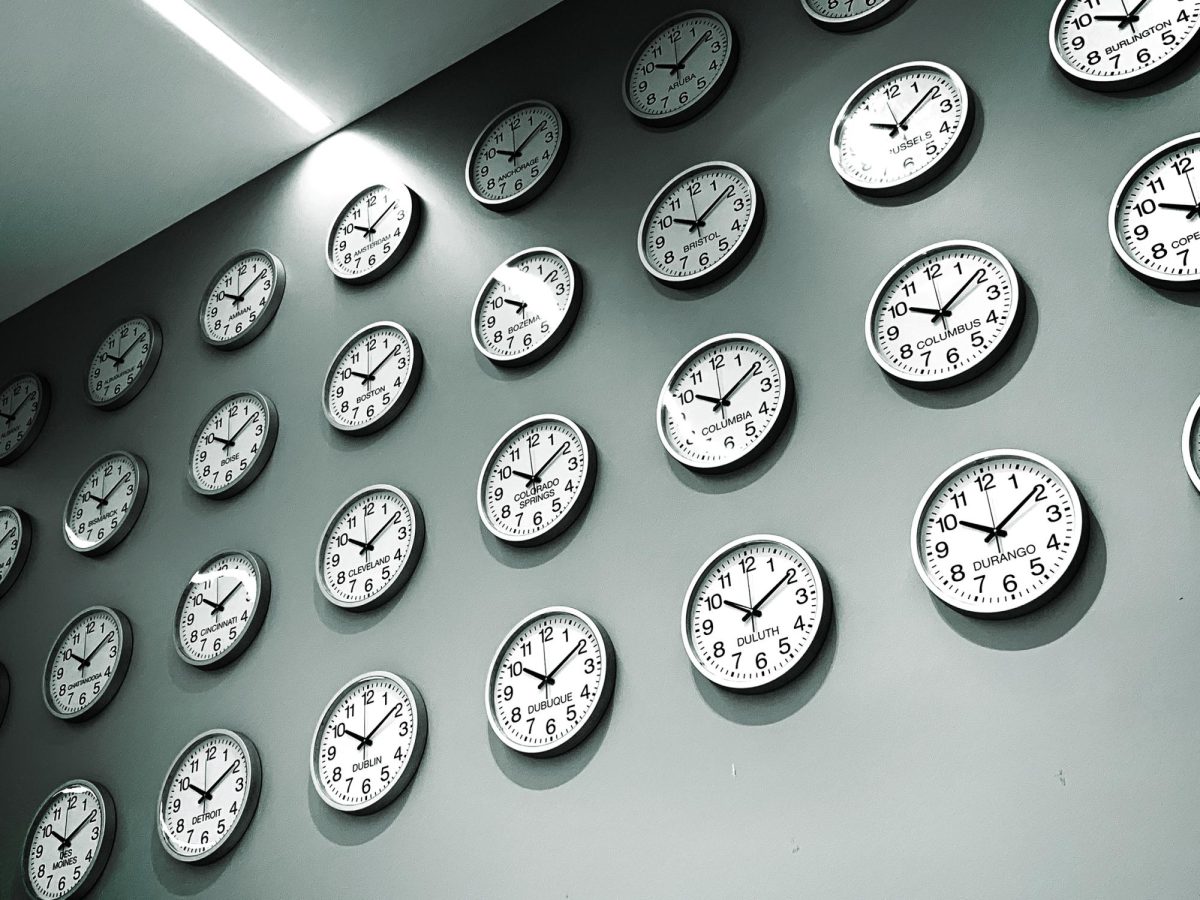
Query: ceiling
[{"left": 0, "top": 0, "right": 562, "bottom": 323}]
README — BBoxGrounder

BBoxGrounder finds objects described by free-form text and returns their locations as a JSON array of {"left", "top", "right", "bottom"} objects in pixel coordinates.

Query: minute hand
[
  {"left": 936, "top": 269, "right": 984, "bottom": 320},
  {"left": 741, "top": 573, "right": 790, "bottom": 622},
  {"left": 693, "top": 186, "right": 733, "bottom": 228},
  {"left": 527, "top": 443, "right": 566, "bottom": 484},
  {"left": 538, "top": 639, "right": 586, "bottom": 688},
  {"left": 986, "top": 487, "right": 1039, "bottom": 543},
  {"left": 715, "top": 365, "right": 757, "bottom": 409},
  {"left": 513, "top": 120, "right": 546, "bottom": 155},
  {"left": 898, "top": 87, "right": 935, "bottom": 127}
]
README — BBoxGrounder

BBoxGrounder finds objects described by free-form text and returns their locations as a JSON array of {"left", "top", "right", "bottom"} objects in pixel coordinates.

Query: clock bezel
[
  {"left": 0, "top": 372, "right": 51, "bottom": 466},
  {"left": 321, "top": 322, "right": 423, "bottom": 435},
  {"left": 61, "top": 451, "right": 149, "bottom": 556},
  {"left": 173, "top": 550, "right": 271, "bottom": 671},
  {"left": 198, "top": 249, "right": 286, "bottom": 350},
  {"left": 186, "top": 390, "right": 279, "bottom": 499},
  {"left": 465, "top": 100, "right": 569, "bottom": 211},
  {"left": 42, "top": 606, "right": 134, "bottom": 722},
  {"left": 325, "top": 183, "right": 420, "bottom": 284},
  {"left": 0, "top": 505, "right": 32, "bottom": 600},
  {"left": 800, "top": 0, "right": 909, "bottom": 31},
  {"left": 1182, "top": 392, "right": 1200, "bottom": 493},
  {"left": 85, "top": 314, "right": 164, "bottom": 411},
  {"left": 21, "top": 779, "right": 117, "bottom": 900}
]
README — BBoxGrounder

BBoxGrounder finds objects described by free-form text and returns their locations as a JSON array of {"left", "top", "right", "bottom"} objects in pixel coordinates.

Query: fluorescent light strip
[{"left": 142, "top": 0, "right": 332, "bottom": 133}]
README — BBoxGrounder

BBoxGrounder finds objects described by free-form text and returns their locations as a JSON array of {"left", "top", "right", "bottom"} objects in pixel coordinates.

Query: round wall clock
[
  {"left": 0, "top": 505, "right": 32, "bottom": 600},
  {"left": 174, "top": 550, "right": 270, "bottom": 670},
  {"left": 638, "top": 160, "right": 761, "bottom": 286},
  {"left": 326, "top": 183, "right": 419, "bottom": 284},
  {"left": 1050, "top": 0, "right": 1200, "bottom": 91},
  {"left": 865, "top": 240, "right": 1023, "bottom": 388},
  {"left": 187, "top": 390, "right": 278, "bottom": 499},
  {"left": 471, "top": 247, "right": 580, "bottom": 366},
  {"left": 830, "top": 61, "right": 973, "bottom": 196},
  {"left": 801, "top": 0, "right": 909, "bottom": 31},
  {"left": 316, "top": 485, "right": 424, "bottom": 610},
  {"left": 477, "top": 414, "right": 596, "bottom": 546},
  {"left": 912, "top": 449, "right": 1089, "bottom": 618},
  {"left": 486, "top": 606, "right": 615, "bottom": 757},
  {"left": 466, "top": 100, "right": 568, "bottom": 211},
  {"left": 310, "top": 671, "right": 427, "bottom": 814},
  {"left": 21, "top": 779, "right": 116, "bottom": 900},
  {"left": 85, "top": 315, "right": 162, "bottom": 410},
  {"left": 622, "top": 9, "right": 737, "bottom": 126},
  {"left": 157, "top": 729, "right": 261, "bottom": 864},
  {"left": 198, "top": 249, "right": 285, "bottom": 350},
  {"left": 1182, "top": 392, "right": 1200, "bottom": 493},
  {"left": 1109, "top": 133, "right": 1200, "bottom": 289},
  {"left": 0, "top": 373, "right": 50, "bottom": 466},
  {"left": 62, "top": 451, "right": 148, "bottom": 556},
  {"left": 42, "top": 606, "right": 133, "bottom": 722},
  {"left": 657, "top": 333, "right": 792, "bottom": 472},
  {"left": 322, "top": 322, "right": 422, "bottom": 434},
  {"left": 682, "top": 535, "right": 830, "bottom": 693}
]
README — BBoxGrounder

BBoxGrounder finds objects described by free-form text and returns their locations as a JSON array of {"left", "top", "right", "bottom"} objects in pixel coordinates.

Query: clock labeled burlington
[
  {"left": 199, "top": 250, "right": 285, "bottom": 349},
  {"left": 85, "top": 315, "right": 162, "bottom": 410},
  {"left": 22, "top": 779, "right": 116, "bottom": 900},
  {"left": 42, "top": 606, "right": 133, "bottom": 722},
  {"left": 466, "top": 100, "right": 567, "bottom": 210},
  {"left": 0, "top": 372, "right": 50, "bottom": 465},
  {"left": 622, "top": 10, "right": 737, "bottom": 125}
]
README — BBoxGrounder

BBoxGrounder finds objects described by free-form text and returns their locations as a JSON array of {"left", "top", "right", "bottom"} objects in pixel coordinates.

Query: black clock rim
[
  {"left": 173, "top": 550, "right": 271, "bottom": 671},
  {"left": 465, "top": 100, "right": 569, "bottom": 211},
  {"left": 471, "top": 248, "right": 582, "bottom": 367},
  {"left": 322, "top": 322, "right": 424, "bottom": 434},
  {"left": 0, "top": 506, "right": 32, "bottom": 600},
  {"left": 21, "top": 779, "right": 117, "bottom": 900},
  {"left": 325, "top": 183, "right": 420, "bottom": 284},
  {"left": 42, "top": 606, "right": 134, "bottom": 722},
  {"left": 62, "top": 452, "right": 149, "bottom": 557},
  {"left": 186, "top": 390, "right": 279, "bottom": 499},
  {"left": 801, "top": 0, "right": 910, "bottom": 32},
  {"left": 198, "top": 249, "right": 287, "bottom": 350},
  {"left": 0, "top": 372, "right": 51, "bottom": 466},
  {"left": 85, "top": 314, "right": 164, "bottom": 411}
]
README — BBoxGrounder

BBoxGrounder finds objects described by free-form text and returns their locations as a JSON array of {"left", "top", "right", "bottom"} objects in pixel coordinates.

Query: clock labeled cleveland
[
  {"left": 199, "top": 250, "right": 285, "bottom": 349},
  {"left": 0, "top": 372, "right": 50, "bottom": 465},
  {"left": 21, "top": 779, "right": 116, "bottom": 900},
  {"left": 85, "top": 315, "right": 162, "bottom": 410},
  {"left": 42, "top": 606, "right": 133, "bottom": 722},
  {"left": 467, "top": 100, "right": 567, "bottom": 210}
]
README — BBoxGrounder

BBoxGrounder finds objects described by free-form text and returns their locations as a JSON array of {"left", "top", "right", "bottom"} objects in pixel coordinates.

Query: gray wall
[{"left": 2, "top": 0, "right": 1199, "bottom": 896}]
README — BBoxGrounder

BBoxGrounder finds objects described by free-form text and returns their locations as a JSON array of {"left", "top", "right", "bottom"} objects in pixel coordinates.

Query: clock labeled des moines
[
  {"left": 174, "top": 550, "right": 270, "bottom": 670},
  {"left": 198, "top": 250, "right": 285, "bottom": 349},
  {"left": 471, "top": 247, "right": 580, "bottom": 366},
  {"left": 0, "top": 372, "right": 50, "bottom": 465},
  {"left": 42, "top": 606, "right": 133, "bottom": 722},
  {"left": 21, "top": 779, "right": 116, "bottom": 900},
  {"left": 85, "top": 315, "right": 162, "bottom": 410},
  {"left": 466, "top": 100, "right": 567, "bottom": 210},
  {"left": 326, "top": 183, "right": 418, "bottom": 283},
  {"left": 62, "top": 451, "right": 148, "bottom": 555},
  {"left": 187, "top": 391, "right": 278, "bottom": 498},
  {"left": 323, "top": 322, "right": 422, "bottom": 434}
]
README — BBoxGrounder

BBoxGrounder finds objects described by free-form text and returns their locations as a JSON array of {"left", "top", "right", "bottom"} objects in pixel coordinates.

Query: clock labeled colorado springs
[
  {"left": 198, "top": 250, "right": 285, "bottom": 349},
  {"left": 21, "top": 779, "right": 117, "bottom": 900},
  {"left": 323, "top": 322, "right": 422, "bottom": 434},
  {"left": 85, "top": 315, "right": 162, "bottom": 410},
  {"left": 466, "top": 100, "right": 568, "bottom": 211},
  {"left": 471, "top": 247, "right": 580, "bottom": 366}
]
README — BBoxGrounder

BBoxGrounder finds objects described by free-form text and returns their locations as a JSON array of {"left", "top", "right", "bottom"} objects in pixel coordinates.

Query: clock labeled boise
[
  {"left": 323, "top": 322, "right": 422, "bottom": 434},
  {"left": 22, "top": 780, "right": 116, "bottom": 900},
  {"left": 188, "top": 391, "right": 278, "bottom": 498},
  {"left": 622, "top": 10, "right": 737, "bottom": 125}
]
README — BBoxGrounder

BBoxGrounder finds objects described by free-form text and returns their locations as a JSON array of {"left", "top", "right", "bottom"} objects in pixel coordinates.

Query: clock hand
[
  {"left": 63, "top": 809, "right": 96, "bottom": 845},
  {"left": 234, "top": 269, "right": 266, "bottom": 301},
  {"left": 215, "top": 580, "right": 242, "bottom": 611},
  {"left": 523, "top": 666, "right": 550, "bottom": 684},
  {"left": 199, "top": 597, "right": 223, "bottom": 614},
  {"left": 357, "top": 703, "right": 399, "bottom": 748},
  {"left": 48, "top": 828, "right": 70, "bottom": 847},
  {"left": 898, "top": 86, "right": 936, "bottom": 128},
  {"left": 512, "top": 120, "right": 546, "bottom": 157},
  {"left": 226, "top": 413, "right": 259, "bottom": 446},
  {"left": 359, "top": 513, "right": 399, "bottom": 554},
  {"left": 206, "top": 762, "right": 239, "bottom": 795},
  {"left": 715, "top": 365, "right": 757, "bottom": 409},
  {"left": 82, "top": 631, "right": 113, "bottom": 664},
  {"left": 104, "top": 353, "right": 124, "bottom": 365},
  {"left": 537, "top": 639, "right": 586, "bottom": 689},
  {"left": 672, "top": 217, "right": 700, "bottom": 228},
  {"left": 209, "top": 434, "right": 233, "bottom": 448},
  {"left": 4, "top": 393, "right": 32, "bottom": 421},
  {"left": 366, "top": 201, "right": 396, "bottom": 235},
  {"left": 364, "top": 346, "right": 398, "bottom": 380},
  {"left": 350, "top": 224, "right": 373, "bottom": 234},
  {"left": 1159, "top": 202, "right": 1200, "bottom": 214},
  {"left": 693, "top": 393, "right": 725, "bottom": 406},
  {"left": 691, "top": 186, "right": 733, "bottom": 231},
  {"left": 935, "top": 268, "right": 985, "bottom": 320},
  {"left": 502, "top": 298, "right": 528, "bottom": 314},
  {"left": 907, "top": 305, "right": 950, "bottom": 319},
  {"left": 187, "top": 782, "right": 213, "bottom": 803},
  {"left": 654, "top": 62, "right": 679, "bottom": 70},
  {"left": 69, "top": 651, "right": 89, "bottom": 669},
  {"left": 722, "top": 598, "right": 761, "bottom": 617},
  {"left": 345, "top": 536, "right": 370, "bottom": 551},
  {"left": 341, "top": 726, "right": 370, "bottom": 746},
  {"left": 959, "top": 519, "right": 1006, "bottom": 538},
  {"left": 508, "top": 469, "right": 535, "bottom": 482},
  {"left": 985, "top": 487, "right": 1039, "bottom": 543},
  {"left": 493, "top": 147, "right": 519, "bottom": 159},
  {"left": 114, "top": 333, "right": 146, "bottom": 363},
  {"left": 675, "top": 30, "right": 711, "bottom": 70},
  {"left": 526, "top": 443, "right": 566, "bottom": 485},
  {"left": 222, "top": 291, "right": 242, "bottom": 303},
  {"left": 870, "top": 121, "right": 900, "bottom": 131},
  {"left": 740, "top": 573, "right": 790, "bottom": 622},
  {"left": 0, "top": 527, "right": 14, "bottom": 545},
  {"left": 99, "top": 471, "right": 130, "bottom": 503}
]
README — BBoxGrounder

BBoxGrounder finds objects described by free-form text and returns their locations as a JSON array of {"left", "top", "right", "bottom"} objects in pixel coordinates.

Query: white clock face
[
  {"left": 23, "top": 781, "right": 115, "bottom": 900},
  {"left": 466, "top": 100, "right": 567, "bottom": 210},
  {"left": 199, "top": 250, "right": 284, "bottom": 348},
  {"left": 638, "top": 161, "right": 760, "bottom": 285},
  {"left": 486, "top": 607, "right": 615, "bottom": 757},
  {"left": 175, "top": 551, "right": 269, "bottom": 669},
  {"left": 657, "top": 334, "right": 792, "bottom": 472},
  {"left": 86, "top": 316, "right": 161, "bottom": 409},
  {"left": 317, "top": 485, "right": 424, "bottom": 610},
  {"left": 866, "top": 241, "right": 1023, "bottom": 387},
  {"left": 913, "top": 450, "right": 1089, "bottom": 617},
  {"left": 478, "top": 415, "right": 596, "bottom": 546},
  {"left": 1051, "top": 0, "right": 1200, "bottom": 89},
  {"left": 0, "top": 373, "right": 49, "bottom": 464},
  {"left": 158, "top": 729, "right": 260, "bottom": 863},
  {"left": 1110, "top": 134, "right": 1200, "bottom": 288},
  {"left": 801, "top": 0, "right": 908, "bottom": 30},
  {"left": 323, "top": 322, "right": 422, "bottom": 434},
  {"left": 43, "top": 607, "right": 132, "bottom": 721},
  {"left": 188, "top": 391, "right": 278, "bottom": 498},
  {"left": 0, "top": 505, "right": 31, "bottom": 598},
  {"left": 62, "top": 452, "right": 148, "bottom": 555},
  {"left": 326, "top": 184, "right": 417, "bottom": 283},
  {"left": 311, "top": 672, "right": 427, "bottom": 813},
  {"left": 472, "top": 248, "right": 579, "bottom": 365},
  {"left": 1182, "top": 392, "right": 1200, "bottom": 492},
  {"left": 623, "top": 10, "right": 736, "bottom": 125},
  {"left": 831, "top": 61, "right": 972, "bottom": 195}
]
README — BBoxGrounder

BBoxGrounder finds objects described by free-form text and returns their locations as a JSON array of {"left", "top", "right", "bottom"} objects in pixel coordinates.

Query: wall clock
[
  {"left": 85, "top": 315, "right": 162, "bottom": 410},
  {"left": 1050, "top": 0, "right": 1200, "bottom": 91},
  {"left": 310, "top": 671, "right": 427, "bottom": 814},
  {"left": 316, "top": 485, "right": 424, "bottom": 610},
  {"left": 62, "top": 451, "right": 149, "bottom": 556},
  {"left": 21, "top": 779, "right": 116, "bottom": 900},
  {"left": 830, "top": 61, "right": 973, "bottom": 196},
  {"left": 1182, "top": 392, "right": 1200, "bottom": 493},
  {"left": 801, "top": 0, "right": 909, "bottom": 31},
  {"left": 322, "top": 322, "right": 422, "bottom": 434},
  {"left": 174, "top": 550, "right": 270, "bottom": 670},
  {"left": 656, "top": 333, "right": 792, "bottom": 472},
  {"left": 0, "top": 372, "right": 50, "bottom": 465},
  {"left": 682, "top": 535, "right": 830, "bottom": 693},
  {"left": 912, "top": 449, "right": 1089, "bottom": 618},
  {"left": 198, "top": 250, "right": 285, "bottom": 349},
  {"left": 477, "top": 414, "right": 596, "bottom": 546},
  {"left": 187, "top": 390, "right": 278, "bottom": 499},
  {"left": 1109, "top": 133, "right": 1200, "bottom": 289},
  {"left": 326, "top": 183, "right": 419, "bottom": 284},
  {"left": 638, "top": 160, "right": 761, "bottom": 286},
  {"left": 157, "top": 728, "right": 261, "bottom": 864},
  {"left": 486, "top": 606, "right": 615, "bottom": 757},
  {"left": 471, "top": 247, "right": 580, "bottom": 366},
  {"left": 42, "top": 606, "right": 133, "bottom": 722},
  {"left": 622, "top": 9, "right": 737, "bottom": 126},
  {"left": 466, "top": 100, "right": 568, "bottom": 211},
  {"left": 0, "top": 505, "right": 32, "bottom": 600},
  {"left": 865, "top": 240, "right": 1023, "bottom": 388}
]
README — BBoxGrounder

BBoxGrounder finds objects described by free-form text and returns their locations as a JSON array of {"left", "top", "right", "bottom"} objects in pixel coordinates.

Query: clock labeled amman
[
  {"left": 866, "top": 240, "right": 1023, "bottom": 388},
  {"left": 198, "top": 250, "right": 285, "bottom": 349},
  {"left": 323, "top": 322, "right": 422, "bottom": 434},
  {"left": 831, "top": 61, "right": 973, "bottom": 196},
  {"left": 0, "top": 372, "right": 50, "bottom": 465},
  {"left": 466, "top": 100, "right": 567, "bottom": 210},
  {"left": 326, "top": 183, "right": 418, "bottom": 283},
  {"left": 472, "top": 247, "right": 580, "bottom": 366},
  {"left": 42, "top": 606, "right": 133, "bottom": 722},
  {"left": 62, "top": 451, "right": 148, "bottom": 555},
  {"left": 22, "top": 779, "right": 116, "bottom": 900},
  {"left": 912, "top": 450, "right": 1089, "bottom": 618},
  {"left": 85, "top": 315, "right": 162, "bottom": 410},
  {"left": 801, "top": 0, "right": 909, "bottom": 31},
  {"left": 174, "top": 551, "right": 270, "bottom": 670},
  {"left": 0, "top": 505, "right": 32, "bottom": 599},
  {"left": 188, "top": 391, "right": 277, "bottom": 498}
]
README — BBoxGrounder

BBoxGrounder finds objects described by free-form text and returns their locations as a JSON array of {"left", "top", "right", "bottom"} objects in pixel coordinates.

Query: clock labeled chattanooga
[{"left": 42, "top": 606, "right": 133, "bottom": 721}]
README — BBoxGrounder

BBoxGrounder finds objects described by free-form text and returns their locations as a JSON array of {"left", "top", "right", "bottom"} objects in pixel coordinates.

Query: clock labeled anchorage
[{"left": 466, "top": 100, "right": 568, "bottom": 211}]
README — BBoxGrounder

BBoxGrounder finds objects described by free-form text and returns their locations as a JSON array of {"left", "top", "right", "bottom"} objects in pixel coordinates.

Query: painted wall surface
[{"left": 2, "top": 0, "right": 1199, "bottom": 896}]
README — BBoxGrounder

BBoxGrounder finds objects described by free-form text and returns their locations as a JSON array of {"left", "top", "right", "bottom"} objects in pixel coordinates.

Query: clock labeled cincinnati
[
  {"left": 467, "top": 100, "right": 567, "bottom": 210},
  {"left": 174, "top": 551, "right": 270, "bottom": 670},
  {"left": 43, "top": 606, "right": 132, "bottom": 721},
  {"left": 62, "top": 451, "right": 148, "bottom": 555},
  {"left": 86, "top": 315, "right": 162, "bottom": 410},
  {"left": 801, "top": 0, "right": 909, "bottom": 31},
  {"left": 22, "top": 780, "right": 116, "bottom": 900},
  {"left": 188, "top": 391, "right": 278, "bottom": 498},
  {"left": 623, "top": 10, "right": 736, "bottom": 125},
  {"left": 0, "top": 372, "right": 49, "bottom": 465},
  {"left": 323, "top": 322, "right": 422, "bottom": 434},
  {"left": 326, "top": 184, "right": 418, "bottom": 283},
  {"left": 472, "top": 248, "right": 580, "bottom": 366},
  {"left": 199, "top": 250, "right": 285, "bottom": 349},
  {"left": 0, "top": 505, "right": 31, "bottom": 599}
]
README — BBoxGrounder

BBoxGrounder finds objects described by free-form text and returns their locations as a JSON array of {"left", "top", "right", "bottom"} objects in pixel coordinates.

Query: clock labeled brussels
[
  {"left": 326, "top": 183, "right": 418, "bottom": 283},
  {"left": 1110, "top": 133, "right": 1200, "bottom": 288},
  {"left": 1050, "top": 0, "right": 1200, "bottom": 90},
  {"left": 638, "top": 161, "right": 761, "bottom": 286},
  {"left": 199, "top": 250, "right": 285, "bottom": 349},
  {"left": 622, "top": 10, "right": 737, "bottom": 126},
  {"left": 486, "top": 607, "right": 615, "bottom": 757},
  {"left": 471, "top": 247, "right": 580, "bottom": 366},
  {"left": 188, "top": 391, "right": 278, "bottom": 498},
  {"left": 866, "top": 240, "right": 1023, "bottom": 388},
  {"left": 831, "top": 61, "right": 973, "bottom": 196},
  {"left": 801, "top": 0, "right": 909, "bottom": 31},
  {"left": 317, "top": 485, "right": 424, "bottom": 610},
  {"left": 1182, "top": 392, "right": 1200, "bottom": 492},
  {"left": 466, "top": 100, "right": 567, "bottom": 211},
  {"left": 310, "top": 671, "right": 427, "bottom": 814},
  {"left": 0, "top": 505, "right": 32, "bottom": 599},
  {"left": 85, "top": 315, "right": 162, "bottom": 410},
  {"left": 657, "top": 333, "right": 792, "bottom": 472},
  {"left": 912, "top": 450, "right": 1089, "bottom": 618},
  {"left": 157, "top": 729, "right": 261, "bottom": 864},
  {"left": 62, "top": 451, "right": 148, "bottom": 555},
  {"left": 174, "top": 551, "right": 270, "bottom": 670},
  {"left": 42, "top": 606, "right": 132, "bottom": 722},
  {"left": 22, "top": 779, "right": 116, "bottom": 900},
  {"left": 0, "top": 372, "right": 49, "bottom": 465},
  {"left": 478, "top": 414, "right": 596, "bottom": 546},
  {"left": 323, "top": 322, "right": 422, "bottom": 434}
]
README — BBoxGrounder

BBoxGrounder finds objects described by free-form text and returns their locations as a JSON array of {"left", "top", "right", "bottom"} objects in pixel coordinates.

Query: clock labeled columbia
[{"left": 622, "top": 10, "right": 737, "bottom": 125}]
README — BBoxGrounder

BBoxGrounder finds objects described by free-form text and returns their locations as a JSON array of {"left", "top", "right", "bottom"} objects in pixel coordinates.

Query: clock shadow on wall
[
  {"left": 149, "top": 815, "right": 235, "bottom": 896},
  {"left": 487, "top": 697, "right": 612, "bottom": 790},
  {"left": 306, "top": 776, "right": 410, "bottom": 846}
]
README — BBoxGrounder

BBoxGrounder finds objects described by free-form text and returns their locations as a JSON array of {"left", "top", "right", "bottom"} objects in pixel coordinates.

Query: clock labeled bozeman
[
  {"left": 466, "top": 100, "right": 567, "bottom": 211},
  {"left": 0, "top": 505, "right": 32, "bottom": 600},
  {"left": 188, "top": 391, "right": 278, "bottom": 498},
  {"left": 471, "top": 248, "right": 580, "bottom": 366},
  {"left": 801, "top": 0, "right": 909, "bottom": 31},
  {"left": 22, "top": 779, "right": 117, "bottom": 900},
  {"left": 0, "top": 372, "right": 50, "bottom": 465},
  {"left": 174, "top": 551, "right": 270, "bottom": 670},
  {"left": 42, "top": 606, "right": 133, "bottom": 722},
  {"left": 323, "top": 322, "right": 422, "bottom": 434},
  {"left": 199, "top": 250, "right": 285, "bottom": 349},
  {"left": 85, "top": 315, "right": 162, "bottom": 410},
  {"left": 62, "top": 451, "right": 148, "bottom": 556},
  {"left": 326, "top": 183, "right": 419, "bottom": 283}
]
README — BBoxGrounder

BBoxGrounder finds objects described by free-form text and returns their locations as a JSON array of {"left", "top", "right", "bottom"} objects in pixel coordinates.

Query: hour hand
[
  {"left": 672, "top": 217, "right": 700, "bottom": 227},
  {"left": 907, "top": 306, "right": 945, "bottom": 317},
  {"left": 523, "top": 667, "right": 550, "bottom": 684},
  {"left": 693, "top": 393, "right": 724, "bottom": 406},
  {"left": 510, "top": 469, "right": 535, "bottom": 481},
  {"left": 187, "top": 783, "right": 213, "bottom": 802},
  {"left": 722, "top": 599, "right": 760, "bottom": 617},
  {"left": 959, "top": 519, "right": 1005, "bottom": 538}
]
